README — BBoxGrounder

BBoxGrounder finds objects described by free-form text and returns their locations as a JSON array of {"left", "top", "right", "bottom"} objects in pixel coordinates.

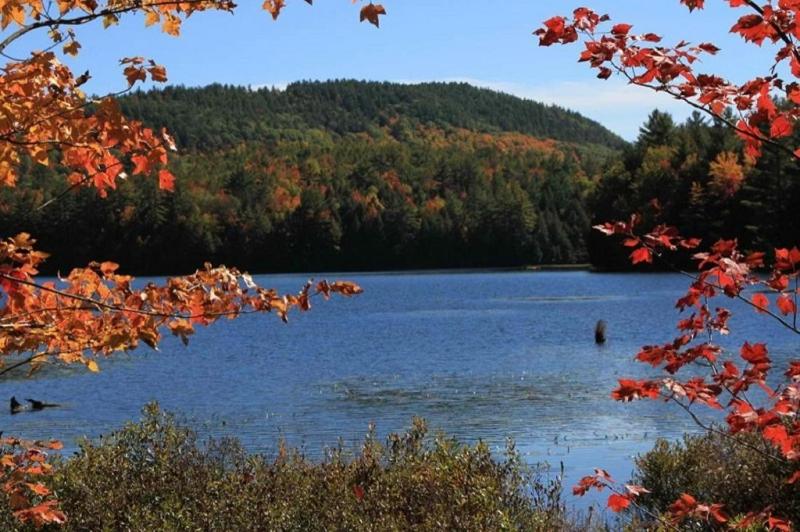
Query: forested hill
[
  {"left": 0, "top": 81, "right": 625, "bottom": 275},
  {"left": 119, "top": 81, "right": 626, "bottom": 152}
]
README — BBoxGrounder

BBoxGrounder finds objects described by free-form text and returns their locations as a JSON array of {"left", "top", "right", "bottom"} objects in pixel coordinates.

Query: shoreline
[{"left": 41, "top": 263, "right": 597, "bottom": 278}]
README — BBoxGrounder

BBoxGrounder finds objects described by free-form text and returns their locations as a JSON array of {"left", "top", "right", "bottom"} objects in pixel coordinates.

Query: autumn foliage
[
  {"left": 0, "top": 437, "right": 65, "bottom": 527},
  {"left": 537, "top": 1, "right": 800, "bottom": 528},
  {"left": 0, "top": 0, "right": 388, "bottom": 525}
]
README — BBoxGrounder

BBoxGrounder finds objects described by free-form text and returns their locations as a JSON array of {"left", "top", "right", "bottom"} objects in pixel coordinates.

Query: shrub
[
  {"left": 1, "top": 403, "right": 571, "bottom": 531},
  {"left": 632, "top": 431, "right": 800, "bottom": 527}
]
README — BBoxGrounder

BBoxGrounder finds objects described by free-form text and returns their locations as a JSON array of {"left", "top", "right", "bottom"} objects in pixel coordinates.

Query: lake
[{"left": 3, "top": 271, "right": 795, "bottom": 508}]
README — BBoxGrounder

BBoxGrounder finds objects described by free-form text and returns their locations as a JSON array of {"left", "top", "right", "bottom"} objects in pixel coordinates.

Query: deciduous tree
[
  {"left": 537, "top": 2, "right": 800, "bottom": 528},
  {"left": 0, "top": 0, "right": 383, "bottom": 524}
]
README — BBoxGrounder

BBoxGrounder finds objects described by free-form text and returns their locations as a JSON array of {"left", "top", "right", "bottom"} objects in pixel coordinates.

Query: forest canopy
[
  {"left": 2, "top": 80, "right": 793, "bottom": 274},
  {"left": 589, "top": 108, "right": 800, "bottom": 269},
  {"left": 0, "top": 81, "right": 620, "bottom": 274}
]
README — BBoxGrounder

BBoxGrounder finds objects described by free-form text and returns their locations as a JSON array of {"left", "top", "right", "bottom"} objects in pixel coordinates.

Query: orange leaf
[
  {"left": 162, "top": 15, "right": 181, "bottom": 36},
  {"left": 751, "top": 293, "right": 769, "bottom": 313},
  {"left": 29, "top": 145, "right": 49, "bottom": 167},
  {"left": 123, "top": 65, "right": 146, "bottom": 86},
  {"left": 770, "top": 115, "right": 793, "bottom": 138},
  {"left": 777, "top": 295, "right": 796, "bottom": 316},
  {"left": 158, "top": 169, "right": 175, "bottom": 191},
  {"left": 62, "top": 40, "right": 80, "bottom": 56},
  {"left": 630, "top": 247, "right": 652, "bottom": 265},
  {"left": 360, "top": 3, "right": 386, "bottom": 27},
  {"left": 148, "top": 65, "right": 168, "bottom": 83},
  {"left": 608, "top": 493, "right": 631, "bottom": 512},
  {"left": 145, "top": 11, "right": 160, "bottom": 27},
  {"left": 263, "top": 0, "right": 286, "bottom": 20},
  {"left": 25, "top": 483, "right": 50, "bottom": 496},
  {"left": 131, "top": 154, "right": 150, "bottom": 175},
  {"left": 100, "top": 261, "right": 119, "bottom": 277}
]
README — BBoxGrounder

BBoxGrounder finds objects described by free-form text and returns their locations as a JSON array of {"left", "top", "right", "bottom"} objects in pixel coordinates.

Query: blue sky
[{"left": 5, "top": 1, "right": 778, "bottom": 139}]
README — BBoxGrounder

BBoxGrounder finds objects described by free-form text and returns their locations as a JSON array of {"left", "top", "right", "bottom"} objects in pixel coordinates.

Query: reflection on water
[
  {"left": 331, "top": 373, "right": 595, "bottom": 408},
  {"left": 2, "top": 271, "right": 795, "bottom": 508}
]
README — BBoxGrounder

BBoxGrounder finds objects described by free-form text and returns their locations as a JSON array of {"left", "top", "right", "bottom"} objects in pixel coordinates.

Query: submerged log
[
  {"left": 10, "top": 396, "right": 60, "bottom": 414},
  {"left": 595, "top": 320, "right": 607, "bottom": 344},
  {"left": 27, "top": 398, "right": 60, "bottom": 411},
  {"left": 10, "top": 396, "right": 22, "bottom": 414}
]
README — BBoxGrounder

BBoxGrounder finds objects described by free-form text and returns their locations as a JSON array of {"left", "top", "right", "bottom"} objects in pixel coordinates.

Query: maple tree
[
  {"left": 536, "top": 1, "right": 800, "bottom": 529},
  {"left": 0, "top": 0, "right": 389, "bottom": 525}
]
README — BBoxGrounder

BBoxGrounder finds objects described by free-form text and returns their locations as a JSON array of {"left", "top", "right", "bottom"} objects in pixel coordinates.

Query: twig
[{"left": 665, "top": 395, "right": 790, "bottom": 467}]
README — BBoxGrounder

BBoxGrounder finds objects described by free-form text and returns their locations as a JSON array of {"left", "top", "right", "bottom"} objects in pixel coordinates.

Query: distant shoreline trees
[
  {"left": 1, "top": 81, "right": 617, "bottom": 274},
  {"left": 3, "top": 80, "right": 796, "bottom": 274}
]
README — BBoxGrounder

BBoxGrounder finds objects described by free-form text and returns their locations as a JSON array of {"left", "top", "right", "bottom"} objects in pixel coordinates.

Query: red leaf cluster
[
  {"left": 546, "top": 0, "right": 800, "bottom": 523},
  {"left": 534, "top": 1, "right": 800, "bottom": 164}
]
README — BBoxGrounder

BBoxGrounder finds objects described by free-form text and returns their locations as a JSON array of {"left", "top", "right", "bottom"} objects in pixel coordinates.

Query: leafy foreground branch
[{"left": 0, "top": 403, "right": 577, "bottom": 531}]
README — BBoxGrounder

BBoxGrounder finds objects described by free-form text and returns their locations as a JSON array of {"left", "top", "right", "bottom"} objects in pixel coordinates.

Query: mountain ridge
[{"left": 119, "top": 80, "right": 626, "bottom": 152}]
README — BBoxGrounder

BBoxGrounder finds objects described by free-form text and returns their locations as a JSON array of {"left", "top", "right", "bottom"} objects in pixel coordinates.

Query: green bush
[
  {"left": 2, "top": 403, "right": 573, "bottom": 531},
  {"left": 632, "top": 430, "right": 800, "bottom": 527}
]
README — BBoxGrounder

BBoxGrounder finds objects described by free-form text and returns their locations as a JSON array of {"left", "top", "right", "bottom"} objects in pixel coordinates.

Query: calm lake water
[{"left": 3, "top": 271, "right": 796, "bottom": 508}]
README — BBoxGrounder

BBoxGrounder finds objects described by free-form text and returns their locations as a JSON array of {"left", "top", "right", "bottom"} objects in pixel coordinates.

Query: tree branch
[{"left": 0, "top": 1, "right": 233, "bottom": 55}]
